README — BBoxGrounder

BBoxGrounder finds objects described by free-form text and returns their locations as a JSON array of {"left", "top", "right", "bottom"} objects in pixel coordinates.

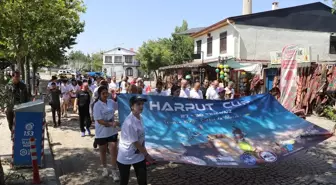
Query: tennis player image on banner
[{"left": 118, "top": 94, "right": 332, "bottom": 168}]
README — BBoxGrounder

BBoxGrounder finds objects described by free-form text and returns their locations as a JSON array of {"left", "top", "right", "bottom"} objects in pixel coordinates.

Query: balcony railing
[{"left": 123, "top": 60, "right": 140, "bottom": 66}]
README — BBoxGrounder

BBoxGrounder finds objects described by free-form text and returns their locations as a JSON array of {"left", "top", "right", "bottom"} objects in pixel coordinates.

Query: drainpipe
[{"left": 227, "top": 20, "right": 241, "bottom": 59}]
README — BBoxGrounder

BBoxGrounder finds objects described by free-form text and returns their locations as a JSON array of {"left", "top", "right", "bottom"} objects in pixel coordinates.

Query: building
[
  {"left": 102, "top": 47, "right": 140, "bottom": 78},
  {"left": 191, "top": 2, "right": 336, "bottom": 63}
]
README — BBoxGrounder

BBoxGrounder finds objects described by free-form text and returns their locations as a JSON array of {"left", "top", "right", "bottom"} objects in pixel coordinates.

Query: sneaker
[
  {"left": 53, "top": 124, "right": 57, "bottom": 128},
  {"left": 110, "top": 169, "right": 119, "bottom": 181},
  {"left": 102, "top": 168, "right": 109, "bottom": 177},
  {"left": 81, "top": 132, "right": 85, "bottom": 137},
  {"left": 86, "top": 128, "right": 91, "bottom": 136}
]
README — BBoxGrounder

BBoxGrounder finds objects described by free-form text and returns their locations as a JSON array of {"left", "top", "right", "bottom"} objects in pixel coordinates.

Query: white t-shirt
[
  {"left": 179, "top": 88, "right": 190, "bottom": 98},
  {"left": 60, "top": 84, "right": 70, "bottom": 99},
  {"left": 93, "top": 86, "right": 100, "bottom": 101},
  {"left": 109, "top": 82, "right": 119, "bottom": 90},
  {"left": 47, "top": 81, "right": 60, "bottom": 88},
  {"left": 120, "top": 81, "right": 127, "bottom": 93},
  {"left": 151, "top": 89, "right": 167, "bottom": 96},
  {"left": 190, "top": 89, "right": 203, "bottom": 99},
  {"left": 206, "top": 86, "right": 219, "bottom": 100},
  {"left": 69, "top": 85, "right": 80, "bottom": 98},
  {"left": 117, "top": 113, "right": 145, "bottom": 165},
  {"left": 89, "top": 84, "right": 96, "bottom": 94},
  {"left": 93, "top": 99, "right": 118, "bottom": 138}
]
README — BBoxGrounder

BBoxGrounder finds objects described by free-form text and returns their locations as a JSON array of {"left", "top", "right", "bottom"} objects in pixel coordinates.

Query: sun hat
[{"left": 129, "top": 95, "right": 147, "bottom": 107}]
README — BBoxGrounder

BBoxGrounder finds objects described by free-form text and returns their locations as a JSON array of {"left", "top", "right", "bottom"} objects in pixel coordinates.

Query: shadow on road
[{"left": 48, "top": 144, "right": 336, "bottom": 185}]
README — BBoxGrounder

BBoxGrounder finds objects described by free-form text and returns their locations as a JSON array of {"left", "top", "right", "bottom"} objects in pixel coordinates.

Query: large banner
[
  {"left": 118, "top": 94, "right": 332, "bottom": 168},
  {"left": 279, "top": 45, "right": 298, "bottom": 111}
]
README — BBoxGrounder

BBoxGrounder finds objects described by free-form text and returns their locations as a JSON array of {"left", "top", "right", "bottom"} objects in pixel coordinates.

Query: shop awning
[
  {"left": 208, "top": 59, "right": 263, "bottom": 74},
  {"left": 267, "top": 62, "right": 312, "bottom": 68},
  {"left": 158, "top": 60, "right": 208, "bottom": 70}
]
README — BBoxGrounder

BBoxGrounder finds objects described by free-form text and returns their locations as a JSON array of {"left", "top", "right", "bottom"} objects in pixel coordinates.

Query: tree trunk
[
  {"left": 19, "top": 61, "right": 25, "bottom": 81},
  {"left": 24, "top": 56, "right": 31, "bottom": 97},
  {"left": 32, "top": 64, "right": 37, "bottom": 95}
]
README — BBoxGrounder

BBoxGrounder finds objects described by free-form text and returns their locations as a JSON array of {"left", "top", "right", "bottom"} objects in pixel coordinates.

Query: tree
[
  {"left": 68, "top": 50, "right": 89, "bottom": 71},
  {"left": 0, "top": 0, "right": 85, "bottom": 80},
  {"left": 90, "top": 52, "right": 103, "bottom": 71},
  {"left": 136, "top": 39, "right": 172, "bottom": 78},
  {"left": 169, "top": 20, "right": 195, "bottom": 64},
  {"left": 136, "top": 20, "right": 194, "bottom": 76}
]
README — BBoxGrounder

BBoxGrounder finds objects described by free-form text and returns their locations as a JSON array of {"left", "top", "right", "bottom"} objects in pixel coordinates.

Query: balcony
[{"left": 123, "top": 60, "right": 140, "bottom": 67}]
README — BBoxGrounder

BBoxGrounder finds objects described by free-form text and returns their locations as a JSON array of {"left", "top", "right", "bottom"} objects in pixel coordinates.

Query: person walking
[
  {"left": 60, "top": 79, "right": 70, "bottom": 117},
  {"left": 5, "top": 71, "right": 29, "bottom": 132},
  {"left": 225, "top": 81, "right": 235, "bottom": 99},
  {"left": 93, "top": 86, "right": 120, "bottom": 180},
  {"left": 179, "top": 79, "right": 190, "bottom": 98},
  {"left": 206, "top": 80, "right": 219, "bottom": 100},
  {"left": 74, "top": 83, "right": 92, "bottom": 137},
  {"left": 117, "top": 96, "right": 155, "bottom": 185},
  {"left": 200, "top": 80, "right": 209, "bottom": 99},
  {"left": 48, "top": 82, "right": 61, "bottom": 127},
  {"left": 69, "top": 79, "right": 80, "bottom": 112},
  {"left": 190, "top": 82, "right": 203, "bottom": 99},
  {"left": 151, "top": 81, "right": 167, "bottom": 96}
]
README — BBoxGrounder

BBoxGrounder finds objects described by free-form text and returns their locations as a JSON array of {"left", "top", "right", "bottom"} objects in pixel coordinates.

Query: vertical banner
[
  {"left": 13, "top": 112, "right": 44, "bottom": 167},
  {"left": 279, "top": 45, "right": 298, "bottom": 111}
]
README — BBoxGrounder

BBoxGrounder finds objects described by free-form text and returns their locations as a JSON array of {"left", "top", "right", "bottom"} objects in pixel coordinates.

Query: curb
[{"left": 44, "top": 118, "right": 61, "bottom": 185}]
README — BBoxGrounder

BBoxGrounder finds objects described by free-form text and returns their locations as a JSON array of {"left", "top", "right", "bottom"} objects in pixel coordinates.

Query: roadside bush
[{"left": 322, "top": 106, "right": 336, "bottom": 121}]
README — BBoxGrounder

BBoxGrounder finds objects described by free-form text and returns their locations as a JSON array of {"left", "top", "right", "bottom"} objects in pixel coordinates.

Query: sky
[{"left": 72, "top": 0, "right": 332, "bottom": 54}]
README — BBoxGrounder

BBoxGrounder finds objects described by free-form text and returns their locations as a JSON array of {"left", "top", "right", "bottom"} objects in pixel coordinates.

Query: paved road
[{"left": 46, "top": 106, "right": 336, "bottom": 185}]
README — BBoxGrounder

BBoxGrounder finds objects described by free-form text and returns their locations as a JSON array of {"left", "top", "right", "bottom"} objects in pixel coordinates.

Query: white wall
[
  {"left": 193, "top": 26, "right": 237, "bottom": 62},
  {"left": 236, "top": 24, "right": 336, "bottom": 61}
]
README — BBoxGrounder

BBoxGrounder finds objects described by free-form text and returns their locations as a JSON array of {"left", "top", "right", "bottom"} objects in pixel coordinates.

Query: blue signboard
[
  {"left": 117, "top": 93, "right": 332, "bottom": 168},
  {"left": 13, "top": 112, "right": 44, "bottom": 167}
]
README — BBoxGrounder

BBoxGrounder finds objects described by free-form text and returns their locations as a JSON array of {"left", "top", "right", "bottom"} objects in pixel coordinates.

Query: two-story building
[
  {"left": 102, "top": 47, "right": 140, "bottom": 78},
  {"left": 191, "top": 2, "right": 336, "bottom": 64}
]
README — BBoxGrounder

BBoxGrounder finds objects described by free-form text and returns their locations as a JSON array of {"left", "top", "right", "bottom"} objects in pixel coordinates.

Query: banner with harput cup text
[{"left": 118, "top": 94, "right": 332, "bottom": 168}]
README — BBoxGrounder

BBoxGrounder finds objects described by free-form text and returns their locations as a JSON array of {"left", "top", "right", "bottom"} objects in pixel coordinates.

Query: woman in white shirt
[
  {"left": 190, "top": 82, "right": 203, "bottom": 99},
  {"left": 93, "top": 86, "right": 120, "bottom": 180},
  {"left": 69, "top": 79, "right": 80, "bottom": 112},
  {"left": 117, "top": 96, "right": 155, "bottom": 185},
  {"left": 60, "top": 79, "right": 70, "bottom": 117}
]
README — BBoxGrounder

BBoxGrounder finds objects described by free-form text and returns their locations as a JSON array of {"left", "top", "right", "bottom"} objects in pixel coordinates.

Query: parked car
[{"left": 57, "top": 70, "right": 73, "bottom": 79}]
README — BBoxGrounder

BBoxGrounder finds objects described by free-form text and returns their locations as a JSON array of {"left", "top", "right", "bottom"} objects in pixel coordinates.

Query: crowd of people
[{"left": 44, "top": 73, "right": 237, "bottom": 184}]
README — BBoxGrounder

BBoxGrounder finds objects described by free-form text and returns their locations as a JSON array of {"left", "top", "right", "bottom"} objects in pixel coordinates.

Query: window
[
  {"left": 126, "top": 67, "right": 133, "bottom": 76},
  {"left": 114, "top": 56, "right": 122, "bottom": 63},
  {"left": 125, "top": 55, "right": 133, "bottom": 63},
  {"left": 330, "top": 35, "right": 336, "bottom": 54},
  {"left": 105, "top": 56, "right": 112, "bottom": 63},
  {"left": 220, "top": 32, "right": 227, "bottom": 54},
  {"left": 196, "top": 40, "right": 202, "bottom": 54},
  {"left": 207, "top": 37, "right": 212, "bottom": 56}
]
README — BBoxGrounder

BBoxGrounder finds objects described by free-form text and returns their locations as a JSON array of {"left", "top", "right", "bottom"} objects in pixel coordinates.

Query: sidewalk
[{"left": 0, "top": 111, "right": 59, "bottom": 185}]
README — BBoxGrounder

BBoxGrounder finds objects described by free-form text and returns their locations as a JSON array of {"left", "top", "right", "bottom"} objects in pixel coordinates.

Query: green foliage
[
  {"left": 169, "top": 20, "right": 194, "bottom": 64},
  {"left": 68, "top": 50, "right": 90, "bottom": 71},
  {"left": 91, "top": 52, "right": 103, "bottom": 71},
  {"left": 136, "top": 20, "right": 194, "bottom": 73},
  {"left": 0, "top": 0, "right": 86, "bottom": 66},
  {"left": 322, "top": 106, "right": 336, "bottom": 121},
  {"left": 136, "top": 39, "right": 172, "bottom": 76}
]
